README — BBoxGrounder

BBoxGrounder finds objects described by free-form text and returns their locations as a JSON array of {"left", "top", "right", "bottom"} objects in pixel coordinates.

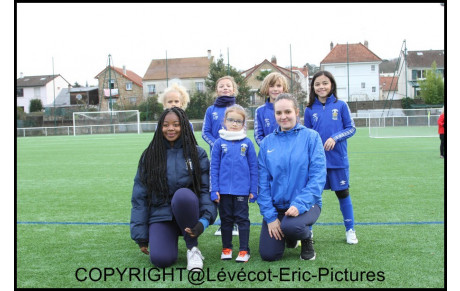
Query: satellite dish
[{"left": 76, "top": 94, "right": 82, "bottom": 100}]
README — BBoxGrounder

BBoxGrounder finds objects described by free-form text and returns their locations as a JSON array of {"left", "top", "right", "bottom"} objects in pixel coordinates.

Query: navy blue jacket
[{"left": 130, "top": 138, "right": 217, "bottom": 244}]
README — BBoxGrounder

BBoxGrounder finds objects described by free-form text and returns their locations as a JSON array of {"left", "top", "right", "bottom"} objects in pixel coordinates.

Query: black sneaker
[
  {"left": 300, "top": 238, "right": 316, "bottom": 260},
  {"left": 286, "top": 238, "right": 300, "bottom": 248}
]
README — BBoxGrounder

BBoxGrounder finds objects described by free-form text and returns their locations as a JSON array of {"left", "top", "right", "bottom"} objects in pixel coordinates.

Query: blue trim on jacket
[
  {"left": 304, "top": 95, "right": 356, "bottom": 168},
  {"left": 130, "top": 139, "right": 217, "bottom": 244},
  {"left": 210, "top": 136, "right": 258, "bottom": 202},
  {"left": 254, "top": 98, "right": 277, "bottom": 146},
  {"left": 257, "top": 123, "right": 326, "bottom": 224}
]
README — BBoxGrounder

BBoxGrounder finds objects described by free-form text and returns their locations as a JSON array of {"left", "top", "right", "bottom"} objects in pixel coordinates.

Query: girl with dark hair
[
  {"left": 304, "top": 70, "right": 358, "bottom": 245},
  {"left": 130, "top": 107, "right": 217, "bottom": 271}
]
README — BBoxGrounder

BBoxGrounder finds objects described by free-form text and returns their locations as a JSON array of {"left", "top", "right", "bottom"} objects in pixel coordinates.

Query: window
[
  {"left": 109, "top": 79, "right": 115, "bottom": 89},
  {"left": 129, "top": 97, "right": 137, "bottom": 105},
  {"left": 34, "top": 87, "right": 41, "bottom": 98},
  {"left": 371, "top": 65, "right": 375, "bottom": 71},
  {"left": 126, "top": 82, "right": 133, "bottom": 91},
  {"left": 372, "top": 86, "right": 376, "bottom": 93},
  {"left": 16, "top": 88, "right": 23, "bottom": 97},
  {"left": 196, "top": 82, "right": 204, "bottom": 92},
  {"left": 361, "top": 82, "right": 365, "bottom": 89},
  {"left": 148, "top": 84, "right": 156, "bottom": 94},
  {"left": 412, "top": 70, "right": 426, "bottom": 80}
]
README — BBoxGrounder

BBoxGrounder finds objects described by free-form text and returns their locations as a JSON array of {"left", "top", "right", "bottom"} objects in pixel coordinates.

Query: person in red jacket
[{"left": 438, "top": 107, "right": 445, "bottom": 158}]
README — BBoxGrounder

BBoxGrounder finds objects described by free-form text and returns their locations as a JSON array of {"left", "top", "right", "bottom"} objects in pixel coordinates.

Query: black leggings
[{"left": 440, "top": 134, "right": 445, "bottom": 157}]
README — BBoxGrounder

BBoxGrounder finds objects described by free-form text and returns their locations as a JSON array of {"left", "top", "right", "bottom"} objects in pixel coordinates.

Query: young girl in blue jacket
[
  {"left": 254, "top": 72, "right": 289, "bottom": 146},
  {"left": 202, "top": 75, "right": 239, "bottom": 236},
  {"left": 130, "top": 107, "right": 217, "bottom": 271},
  {"left": 257, "top": 93, "right": 326, "bottom": 261},
  {"left": 210, "top": 104, "right": 258, "bottom": 262},
  {"left": 304, "top": 70, "right": 358, "bottom": 244}
]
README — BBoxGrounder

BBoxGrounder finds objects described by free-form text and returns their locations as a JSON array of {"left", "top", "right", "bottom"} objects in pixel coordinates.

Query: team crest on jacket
[
  {"left": 212, "top": 112, "right": 219, "bottom": 120},
  {"left": 240, "top": 143, "right": 248, "bottom": 156},
  {"left": 312, "top": 113, "right": 318, "bottom": 122},
  {"left": 264, "top": 118, "right": 271, "bottom": 128},
  {"left": 332, "top": 109, "right": 339, "bottom": 120},
  {"left": 221, "top": 143, "right": 228, "bottom": 154}
]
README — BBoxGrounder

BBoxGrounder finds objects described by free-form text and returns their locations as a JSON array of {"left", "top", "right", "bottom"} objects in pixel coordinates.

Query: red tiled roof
[
  {"left": 143, "top": 56, "right": 213, "bottom": 80},
  {"left": 380, "top": 76, "right": 398, "bottom": 91},
  {"left": 94, "top": 66, "right": 143, "bottom": 87},
  {"left": 321, "top": 43, "right": 382, "bottom": 64}
]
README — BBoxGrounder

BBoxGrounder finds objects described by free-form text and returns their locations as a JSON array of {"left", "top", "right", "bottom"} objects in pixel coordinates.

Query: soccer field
[{"left": 16, "top": 128, "right": 445, "bottom": 288}]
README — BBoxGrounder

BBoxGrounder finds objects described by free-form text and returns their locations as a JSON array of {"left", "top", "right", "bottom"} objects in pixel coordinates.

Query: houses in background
[
  {"left": 241, "top": 56, "right": 309, "bottom": 105},
  {"left": 17, "top": 45, "right": 445, "bottom": 114},
  {"left": 320, "top": 41, "right": 382, "bottom": 102},
  {"left": 397, "top": 50, "right": 444, "bottom": 99},
  {"left": 94, "top": 65, "right": 144, "bottom": 111},
  {"left": 16, "top": 74, "right": 71, "bottom": 113},
  {"left": 142, "top": 50, "right": 214, "bottom": 99}
]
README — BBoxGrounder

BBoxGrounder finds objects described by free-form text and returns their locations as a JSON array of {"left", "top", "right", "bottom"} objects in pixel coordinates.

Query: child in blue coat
[
  {"left": 304, "top": 70, "right": 358, "bottom": 245},
  {"left": 210, "top": 104, "right": 258, "bottom": 262},
  {"left": 202, "top": 75, "right": 240, "bottom": 236}
]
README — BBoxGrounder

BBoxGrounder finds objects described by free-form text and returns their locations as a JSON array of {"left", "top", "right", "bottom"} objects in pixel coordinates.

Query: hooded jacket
[
  {"left": 257, "top": 123, "right": 326, "bottom": 224},
  {"left": 130, "top": 138, "right": 217, "bottom": 244},
  {"left": 210, "top": 129, "right": 258, "bottom": 202},
  {"left": 304, "top": 95, "right": 356, "bottom": 169},
  {"left": 254, "top": 98, "right": 277, "bottom": 146},
  {"left": 202, "top": 96, "right": 235, "bottom": 152}
]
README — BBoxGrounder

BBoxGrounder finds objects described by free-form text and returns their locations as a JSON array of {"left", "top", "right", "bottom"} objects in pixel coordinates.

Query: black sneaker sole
[{"left": 300, "top": 253, "right": 316, "bottom": 260}]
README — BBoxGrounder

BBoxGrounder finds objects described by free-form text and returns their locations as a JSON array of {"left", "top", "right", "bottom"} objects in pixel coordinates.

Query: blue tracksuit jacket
[
  {"left": 254, "top": 98, "right": 277, "bottom": 146},
  {"left": 210, "top": 135, "right": 258, "bottom": 202},
  {"left": 304, "top": 95, "right": 356, "bottom": 169},
  {"left": 257, "top": 123, "right": 326, "bottom": 224},
  {"left": 202, "top": 105, "right": 228, "bottom": 153}
]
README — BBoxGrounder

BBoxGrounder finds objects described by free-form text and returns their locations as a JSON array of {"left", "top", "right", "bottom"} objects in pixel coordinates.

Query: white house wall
[{"left": 322, "top": 62, "right": 380, "bottom": 102}]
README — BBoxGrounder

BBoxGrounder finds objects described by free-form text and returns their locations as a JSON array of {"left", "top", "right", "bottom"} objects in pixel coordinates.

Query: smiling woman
[
  {"left": 130, "top": 107, "right": 217, "bottom": 272},
  {"left": 162, "top": 111, "right": 182, "bottom": 146}
]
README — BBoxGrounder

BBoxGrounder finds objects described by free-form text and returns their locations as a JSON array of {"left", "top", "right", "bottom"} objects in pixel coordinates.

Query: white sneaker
[
  {"left": 235, "top": 251, "right": 250, "bottom": 263},
  {"left": 221, "top": 248, "right": 232, "bottom": 260},
  {"left": 187, "top": 246, "right": 204, "bottom": 271},
  {"left": 346, "top": 229, "right": 358, "bottom": 244},
  {"left": 214, "top": 227, "right": 222, "bottom": 236},
  {"left": 232, "top": 224, "right": 239, "bottom": 236}
]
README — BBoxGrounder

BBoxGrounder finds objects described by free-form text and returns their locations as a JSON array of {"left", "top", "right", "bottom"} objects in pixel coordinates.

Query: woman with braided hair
[{"left": 130, "top": 107, "right": 217, "bottom": 271}]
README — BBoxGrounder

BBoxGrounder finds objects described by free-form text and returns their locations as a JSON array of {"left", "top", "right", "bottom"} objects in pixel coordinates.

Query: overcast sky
[{"left": 16, "top": 2, "right": 445, "bottom": 86}]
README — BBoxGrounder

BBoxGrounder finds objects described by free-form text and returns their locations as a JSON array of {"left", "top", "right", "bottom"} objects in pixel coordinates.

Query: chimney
[
  {"left": 364, "top": 40, "right": 368, "bottom": 48},
  {"left": 271, "top": 55, "right": 277, "bottom": 65},
  {"left": 123, "top": 65, "right": 127, "bottom": 75},
  {"left": 207, "top": 49, "right": 211, "bottom": 59},
  {"left": 330, "top": 42, "right": 334, "bottom": 51},
  {"left": 20, "top": 72, "right": 23, "bottom": 78}
]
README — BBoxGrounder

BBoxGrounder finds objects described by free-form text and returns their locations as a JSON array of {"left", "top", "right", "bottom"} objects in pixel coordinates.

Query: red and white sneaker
[
  {"left": 235, "top": 251, "right": 250, "bottom": 263},
  {"left": 221, "top": 248, "right": 232, "bottom": 260}
]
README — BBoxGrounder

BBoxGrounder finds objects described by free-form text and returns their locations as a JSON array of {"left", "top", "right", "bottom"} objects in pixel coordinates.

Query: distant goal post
[{"left": 73, "top": 110, "right": 141, "bottom": 136}]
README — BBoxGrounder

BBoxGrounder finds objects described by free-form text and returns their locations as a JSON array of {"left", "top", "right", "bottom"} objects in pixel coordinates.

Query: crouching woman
[
  {"left": 257, "top": 93, "right": 326, "bottom": 261},
  {"left": 130, "top": 107, "right": 217, "bottom": 271}
]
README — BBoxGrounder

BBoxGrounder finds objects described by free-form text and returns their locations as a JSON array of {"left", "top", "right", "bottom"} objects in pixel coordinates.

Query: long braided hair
[{"left": 138, "top": 107, "right": 201, "bottom": 206}]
